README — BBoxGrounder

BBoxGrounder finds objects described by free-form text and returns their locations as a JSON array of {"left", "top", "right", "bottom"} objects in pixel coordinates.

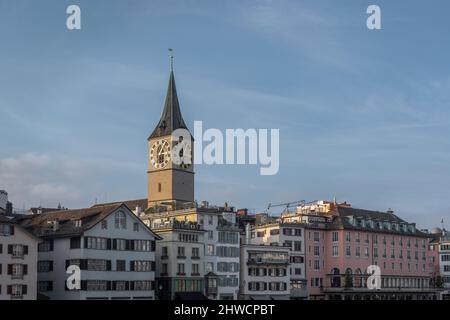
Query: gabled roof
[
  {"left": 148, "top": 71, "right": 189, "bottom": 139},
  {"left": 0, "top": 215, "right": 41, "bottom": 242},
  {"left": 19, "top": 203, "right": 161, "bottom": 240}
]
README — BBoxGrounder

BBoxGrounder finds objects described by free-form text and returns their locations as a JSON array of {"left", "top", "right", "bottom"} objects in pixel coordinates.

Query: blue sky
[{"left": 1, "top": 0, "right": 450, "bottom": 229}]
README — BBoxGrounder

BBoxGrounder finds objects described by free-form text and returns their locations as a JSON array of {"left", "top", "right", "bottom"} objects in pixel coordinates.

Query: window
[
  {"left": 178, "top": 233, "right": 199, "bottom": 242},
  {"left": 356, "top": 247, "right": 361, "bottom": 257},
  {"left": 9, "top": 284, "right": 24, "bottom": 298},
  {"left": 38, "top": 261, "right": 53, "bottom": 273},
  {"left": 0, "top": 224, "right": 13, "bottom": 236},
  {"left": 294, "top": 228, "right": 302, "bottom": 236},
  {"left": 101, "top": 220, "right": 108, "bottom": 229},
  {"left": 332, "top": 232, "right": 339, "bottom": 242},
  {"left": 116, "top": 260, "right": 126, "bottom": 271},
  {"left": 114, "top": 211, "right": 127, "bottom": 229},
  {"left": 206, "top": 262, "right": 214, "bottom": 272},
  {"left": 162, "top": 246, "right": 168, "bottom": 258},
  {"left": 313, "top": 232, "right": 320, "bottom": 242},
  {"left": 284, "top": 240, "right": 292, "bottom": 249},
  {"left": 177, "top": 263, "right": 185, "bottom": 275},
  {"left": 115, "top": 239, "right": 126, "bottom": 251},
  {"left": 192, "top": 247, "right": 200, "bottom": 258},
  {"left": 70, "top": 237, "right": 81, "bottom": 249},
  {"left": 162, "top": 263, "right": 168, "bottom": 274},
  {"left": 294, "top": 241, "right": 302, "bottom": 252},
  {"left": 130, "top": 260, "right": 153, "bottom": 272},
  {"left": 177, "top": 246, "right": 185, "bottom": 258},
  {"left": 313, "top": 246, "right": 320, "bottom": 256},
  {"left": 314, "top": 260, "right": 320, "bottom": 271},
  {"left": 192, "top": 264, "right": 199, "bottom": 275},
  {"left": 208, "top": 215, "right": 213, "bottom": 225},
  {"left": 133, "top": 223, "right": 139, "bottom": 232},
  {"left": 134, "top": 240, "right": 152, "bottom": 252},
  {"left": 158, "top": 183, "right": 162, "bottom": 192},
  {"left": 332, "top": 245, "right": 339, "bottom": 257},
  {"left": 208, "top": 230, "right": 214, "bottom": 240},
  {"left": 218, "top": 231, "right": 239, "bottom": 244},
  {"left": 283, "top": 228, "right": 293, "bottom": 236},
  {"left": 113, "top": 281, "right": 127, "bottom": 291},
  {"left": 38, "top": 281, "right": 53, "bottom": 292},
  {"left": 38, "top": 240, "right": 53, "bottom": 252},
  {"left": 291, "top": 256, "right": 304, "bottom": 264},
  {"left": 206, "top": 245, "right": 214, "bottom": 256},
  {"left": 86, "top": 280, "right": 107, "bottom": 291},
  {"left": 216, "top": 246, "right": 239, "bottom": 257},
  {"left": 87, "top": 259, "right": 110, "bottom": 271},
  {"left": 355, "top": 233, "right": 360, "bottom": 243},
  {"left": 346, "top": 246, "right": 351, "bottom": 257},
  {"left": 9, "top": 264, "right": 26, "bottom": 279},
  {"left": 11, "top": 245, "right": 25, "bottom": 258},
  {"left": 345, "top": 232, "right": 351, "bottom": 242},
  {"left": 85, "top": 237, "right": 108, "bottom": 250},
  {"left": 133, "top": 281, "right": 153, "bottom": 291},
  {"left": 365, "top": 247, "right": 369, "bottom": 257}
]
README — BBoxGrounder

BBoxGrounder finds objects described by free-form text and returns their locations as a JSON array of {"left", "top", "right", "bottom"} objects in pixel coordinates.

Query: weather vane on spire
[{"left": 168, "top": 48, "right": 174, "bottom": 71}]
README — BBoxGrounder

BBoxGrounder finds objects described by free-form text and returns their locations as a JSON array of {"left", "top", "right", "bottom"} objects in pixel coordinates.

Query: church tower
[{"left": 147, "top": 69, "right": 194, "bottom": 209}]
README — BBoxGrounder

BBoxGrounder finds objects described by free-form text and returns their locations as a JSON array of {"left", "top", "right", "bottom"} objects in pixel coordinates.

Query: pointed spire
[{"left": 149, "top": 70, "right": 188, "bottom": 139}]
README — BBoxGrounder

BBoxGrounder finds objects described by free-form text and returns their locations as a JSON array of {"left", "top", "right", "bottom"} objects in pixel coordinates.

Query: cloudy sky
[{"left": 1, "top": 0, "right": 450, "bottom": 229}]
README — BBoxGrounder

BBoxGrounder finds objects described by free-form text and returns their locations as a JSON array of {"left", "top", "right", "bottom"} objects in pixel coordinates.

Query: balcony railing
[{"left": 247, "top": 258, "right": 289, "bottom": 265}]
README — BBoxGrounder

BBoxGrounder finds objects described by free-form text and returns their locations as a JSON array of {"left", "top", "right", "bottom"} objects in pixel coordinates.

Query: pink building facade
[{"left": 282, "top": 201, "right": 439, "bottom": 300}]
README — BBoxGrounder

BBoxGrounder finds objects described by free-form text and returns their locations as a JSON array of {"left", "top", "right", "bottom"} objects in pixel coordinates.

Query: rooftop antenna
[{"left": 168, "top": 48, "right": 174, "bottom": 71}]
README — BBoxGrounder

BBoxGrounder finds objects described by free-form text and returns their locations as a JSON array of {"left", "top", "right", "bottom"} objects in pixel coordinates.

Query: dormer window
[{"left": 74, "top": 219, "right": 82, "bottom": 228}]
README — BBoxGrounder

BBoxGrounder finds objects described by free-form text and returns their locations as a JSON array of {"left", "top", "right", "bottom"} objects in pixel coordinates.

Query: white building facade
[
  {"left": 239, "top": 244, "right": 290, "bottom": 300},
  {"left": 19, "top": 203, "right": 159, "bottom": 300},
  {"left": 0, "top": 216, "right": 40, "bottom": 300},
  {"left": 199, "top": 209, "right": 240, "bottom": 300},
  {"left": 439, "top": 232, "right": 450, "bottom": 299},
  {"left": 251, "top": 223, "right": 307, "bottom": 299},
  {"left": 153, "top": 220, "right": 206, "bottom": 300}
]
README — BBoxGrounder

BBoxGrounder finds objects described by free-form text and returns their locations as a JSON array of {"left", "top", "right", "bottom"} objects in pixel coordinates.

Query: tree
[{"left": 344, "top": 272, "right": 353, "bottom": 288}]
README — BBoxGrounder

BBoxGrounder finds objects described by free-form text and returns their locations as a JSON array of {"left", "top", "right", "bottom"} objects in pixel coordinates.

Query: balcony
[
  {"left": 191, "top": 256, "right": 200, "bottom": 260},
  {"left": 191, "top": 273, "right": 200, "bottom": 276},
  {"left": 12, "top": 253, "right": 24, "bottom": 259},
  {"left": 11, "top": 274, "right": 24, "bottom": 280},
  {"left": 177, "top": 255, "right": 186, "bottom": 259},
  {"left": 247, "top": 258, "right": 289, "bottom": 265},
  {"left": 161, "top": 255, "right": 169, "bottom": 260},
  {"left": 176, "top": 273, "right": 186, "bottom": 276}
]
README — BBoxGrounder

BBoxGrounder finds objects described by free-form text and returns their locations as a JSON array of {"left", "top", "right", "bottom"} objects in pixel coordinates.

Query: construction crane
[{"left": 265, "top": 200, "right": 306, "bottom": 215}]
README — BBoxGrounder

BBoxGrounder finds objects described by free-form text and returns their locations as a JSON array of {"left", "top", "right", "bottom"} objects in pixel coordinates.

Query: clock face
[{"left": 150, "top": 139, "right": 171, "bottom": 169}]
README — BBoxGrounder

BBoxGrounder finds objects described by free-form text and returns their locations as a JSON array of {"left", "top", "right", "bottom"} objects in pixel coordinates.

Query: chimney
[{"left": 135, "top": 206, "right": 142, "bottom": 216}]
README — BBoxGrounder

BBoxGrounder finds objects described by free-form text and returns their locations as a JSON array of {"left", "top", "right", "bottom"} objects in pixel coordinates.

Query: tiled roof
[
  {"left": 19, "top": 204, "right": 123, "bottom": 238},
  {"left": 332, "top": 206, "right": 429, "bottom": 237}
]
